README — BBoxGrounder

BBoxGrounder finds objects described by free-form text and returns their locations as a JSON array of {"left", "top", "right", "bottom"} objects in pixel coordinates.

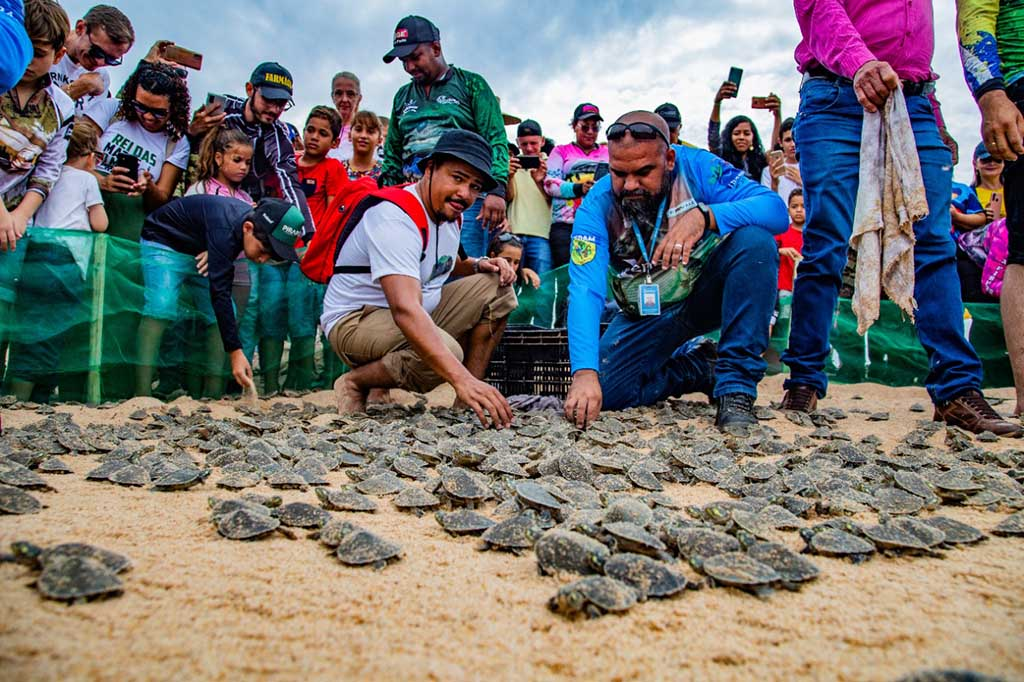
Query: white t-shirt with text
[
  {"left": 84, "top": 98, "right": 190, "bottom": 183},
  {"left": 49, "top": 55, "right": 111, "bottom": 112},
  {"left": 320, "top": 184, "right": 460, "bottom": 335}
]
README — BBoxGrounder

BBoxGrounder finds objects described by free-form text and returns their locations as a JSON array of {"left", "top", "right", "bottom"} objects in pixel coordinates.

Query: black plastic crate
[{"left": 486, "top": 326, "right": 572, "bottom": 398}]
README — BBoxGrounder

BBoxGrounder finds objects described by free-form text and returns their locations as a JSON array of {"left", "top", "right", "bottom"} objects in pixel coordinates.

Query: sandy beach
[{"left": 1, "top": 376, "right": 1022, "bottom": 682}]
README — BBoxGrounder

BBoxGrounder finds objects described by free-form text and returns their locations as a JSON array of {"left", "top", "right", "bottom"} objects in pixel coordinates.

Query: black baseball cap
[
  {"left": 249, "top": 62, "right": 293, "bottom": 100},
  {"left": 573, "top": 103, "right": 603, "bottom": 122},
  {"left": 418, "top": 129, "right": 498, "bottom": 191},
  {"left": 655, "top": 102, "right": 682, "bottom": 128},
  {"left": 974, "top": 141, "right": 996, "bottom": 161},
  {"left": 383, "top": 16, "right": 440, "bottom": 63},
  {"left": 517, "top": 119, "right": 542, "bottom": 137},
  {"left": 252, "top": 198, "right": 304, "bottom": 262}
]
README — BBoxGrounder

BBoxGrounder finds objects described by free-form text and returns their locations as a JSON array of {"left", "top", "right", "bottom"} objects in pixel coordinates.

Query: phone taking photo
[
  {"left": 113, "top": 152, "right": 139, "bottom": 179},
  {"left": 163, "top": 44, "right": 203, "bottom": 70},
  {"left": 517, "top": 155, "right": 541, "bottom": 170},
  {"left": 206, "top": 92, "right": 227, "bottom": 110},
  {"left": 727, "top": 66, "right": 743, "bottom": 89},
  {"left": 751, "top": 96, "right": 770, "bottom": 109}
]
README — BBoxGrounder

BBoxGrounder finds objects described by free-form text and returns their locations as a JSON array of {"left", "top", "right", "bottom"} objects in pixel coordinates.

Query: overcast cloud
[{"left": 70, "top": 0, "right": 983, "bottom": 183}]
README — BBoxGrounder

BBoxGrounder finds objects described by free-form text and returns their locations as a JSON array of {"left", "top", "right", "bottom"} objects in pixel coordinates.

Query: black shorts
[{"left": 1007, "top": 81, "right": 1024, "bottom": 266}]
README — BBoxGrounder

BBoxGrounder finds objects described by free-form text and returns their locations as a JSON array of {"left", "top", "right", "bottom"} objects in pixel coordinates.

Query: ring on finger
[{"left": 673, "top": 243, "right": 683, "bottom": 250}]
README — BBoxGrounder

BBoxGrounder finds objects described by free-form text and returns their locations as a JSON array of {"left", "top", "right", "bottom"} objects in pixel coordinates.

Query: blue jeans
[
  {"left": 459, "top": 196, "right": 489, "bottom": 259},
  {"left": 139, "top": 240, "right": 217, "bottom": 324},
  {"left": 517, "top": 234, "right": 552, "bottom": 274},
  {"left": 782, "top": 78, "right": 983, "bottom": 403},
  {"left": 600, "top": 226, "right": 779, "bottom": 410}
]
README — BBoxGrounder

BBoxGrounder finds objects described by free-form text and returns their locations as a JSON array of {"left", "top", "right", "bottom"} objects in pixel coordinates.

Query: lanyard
[{"left": 630, "top": 197, "right": 667, "bottom": 268}]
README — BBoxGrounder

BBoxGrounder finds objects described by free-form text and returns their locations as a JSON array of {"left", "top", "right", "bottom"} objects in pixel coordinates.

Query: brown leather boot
[
  {"left": 781, "top": 384, "right": 818, "bottom": 413},
  {"left": 933, "top": 390, "right": 1023, "bottom": 437}
]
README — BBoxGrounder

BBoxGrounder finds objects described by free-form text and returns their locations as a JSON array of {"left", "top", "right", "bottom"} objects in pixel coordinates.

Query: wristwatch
[
  {"left": 473, "top": 257, "right": 490, "bottom": 273},
  {"left": 695, "top": 202, "right": 712, "bottom": 231}
]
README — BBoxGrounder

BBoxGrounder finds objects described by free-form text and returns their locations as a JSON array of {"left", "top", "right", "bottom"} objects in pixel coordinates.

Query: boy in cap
[
  {"left": 322, "top": 129, "right": 519, "bottom": 428},
  {"left": 507, "top": 118, "right": 552, "bottom": 274},
  {"left": 380, "top": 15, "right": 509, "bottom": 258},
  {"left": 655, "top": 103, "right": 682, "bottom": 144},
  {"left": 134, "top": 195, "right": 303, "bottom": 397}
]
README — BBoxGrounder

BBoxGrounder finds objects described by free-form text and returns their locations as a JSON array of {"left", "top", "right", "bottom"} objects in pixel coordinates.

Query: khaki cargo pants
[{"left": 328, "top": 273, "right": 517, "bottom": 393}]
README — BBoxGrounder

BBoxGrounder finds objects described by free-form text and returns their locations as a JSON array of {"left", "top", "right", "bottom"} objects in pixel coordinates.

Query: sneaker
[
  {"left": 933, "top": 390, "right": 1023, "bottom": 438},
  {"left": 715, "top": 392, "right": 758, "bottom": 433},
  {"left": 781, "top": 384, "right": 818, "bottom": 413}
]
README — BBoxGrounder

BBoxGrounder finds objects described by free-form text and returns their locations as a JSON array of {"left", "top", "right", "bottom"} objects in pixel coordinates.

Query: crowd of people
[{"left": 0, "top": 2, "right": 1021, "bottom": 437}]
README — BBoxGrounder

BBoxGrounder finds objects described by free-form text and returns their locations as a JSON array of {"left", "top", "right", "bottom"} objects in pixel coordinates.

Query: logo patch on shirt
[
  {"left": 570, "top": 236, "right": 596, "bottom": 266},
  {"left": 400, "top": 101, "right": 418, "bottom": 117},
  {"left": 435, "top": 95, "right": 460, "bottom": 106}
]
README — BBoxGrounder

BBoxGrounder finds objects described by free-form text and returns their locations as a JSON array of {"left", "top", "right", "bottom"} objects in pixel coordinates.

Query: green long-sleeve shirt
[
  {"left": 957, "top": 0, "right": 1024, "bottom": 98},
  {"left": 380, "top": 65, "right": 509, "bottom": 196}
]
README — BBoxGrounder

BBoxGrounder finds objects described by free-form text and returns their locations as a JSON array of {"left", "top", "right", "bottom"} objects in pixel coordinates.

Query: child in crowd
[
  {"left": 343, "top": 111, "right": 384, "bottom": 181},
  {"left": 6, "top": 121, "right": 107, "bottom": 401},
  {"left": 0, "top": 0, "right": 73, "bottom": 381},
  {"left": 134, "top": 195, "right": 303, "bottom": 398},
  {"left": 776, "top": 188, "right": 805, "bottom": 294},
  {"left": 488, "top": 233, "right": 540, "bottom": 289},
  {"left": 253, "top": 105, "right": 347, "bottom": 393}
]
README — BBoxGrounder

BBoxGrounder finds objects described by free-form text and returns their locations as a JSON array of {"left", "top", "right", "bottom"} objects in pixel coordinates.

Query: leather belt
[{"left": 804, "top": 66, "right": 935, "bottom": 97}]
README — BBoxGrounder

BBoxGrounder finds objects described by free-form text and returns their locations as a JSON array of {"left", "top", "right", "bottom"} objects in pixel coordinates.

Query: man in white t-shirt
[
  {"left": 49, "top": 5, "right": 133, "bottom": 112},
  {"left": 761, "top": 117, "right": 802, "bottom": 203},
  {"left": 322, "top": 129, "right": 519, "bottom": 428}
]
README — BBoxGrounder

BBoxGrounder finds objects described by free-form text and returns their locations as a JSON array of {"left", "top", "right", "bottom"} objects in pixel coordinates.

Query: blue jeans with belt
[
  {"left": 599, "top": 226, "right": 779, "bottom": 410},
  {"left": 782, "top": 77, "right": 983, "bottom": 402}
]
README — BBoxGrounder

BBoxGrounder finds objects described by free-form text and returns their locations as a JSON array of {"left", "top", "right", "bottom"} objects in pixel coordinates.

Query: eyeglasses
[
  {"left": 258, "top": 91, "right": 294, "bottom": 111},
  {"left": 606, "top": 122, "right": 670, "bottom": 146},
  {"left": 131, "top": 100, "right": 170, "bottom": 119},
  {"left": 494, "top": 233, "right": 522, "bottom": 247},
  {"left": 577, "top": 121, "right": 601, "bottom": 132},
  {"left": 90, "top": 150, "right": 106, "bottom": 163},
  {"left": 85, "top": 29, "right": 123, "bottom": 66},
  {"left": 333, "top": 88, "right": 359, "bottom": 99}
]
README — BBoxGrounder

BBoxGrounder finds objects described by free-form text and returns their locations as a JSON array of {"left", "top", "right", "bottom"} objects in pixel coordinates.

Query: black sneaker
[{"left": 715, "top": 392, "right": 758, "bottom": 433}]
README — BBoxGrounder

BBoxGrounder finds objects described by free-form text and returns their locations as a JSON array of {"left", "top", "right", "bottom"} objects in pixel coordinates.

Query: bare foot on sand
[
  {"left": 367, "top": 388, "right": 393, "bottom": 404},
  {"left": 334, "top": 375, "right": 367, "bottom": 414}
]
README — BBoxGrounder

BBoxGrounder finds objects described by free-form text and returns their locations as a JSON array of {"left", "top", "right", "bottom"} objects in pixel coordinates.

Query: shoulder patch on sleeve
[{"left": 571, "top": 235, "right": 597, "bottom": 266}]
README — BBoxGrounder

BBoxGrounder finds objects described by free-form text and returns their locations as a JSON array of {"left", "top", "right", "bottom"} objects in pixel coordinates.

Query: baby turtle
[
  {"left": 438, "top": 467, "right": 491, "bottom": 508},
  {"left": 276, "top": 502, "right": 332, "bottom": 529},
  {"left": 37, "top": 457, "right": 73, "bottom": 475},
  {"left": 108, "top": 464, "right": 150, "bottom": 487},
  {"left": 0, "top": 485, "right": 41, "bottom": 515},
  {"left": 745, "top": 542, "right": 820, "bottom": 590},
  {"left": 626, "top": 463, "right": 663, "bottom": 492},
  {"left": 434, "top": 509, "right": 495, "bottom": 536},
  {"left": 151, "top": 466, "right": 210, "bottom": 492},
  {"left": 894, "top": 471, "right": 939, "bottom": 503},
  {"left": 921, "top": 517, "right": 986, "bottom": 546},
  {"left": 602, "top": 522, "right": 670, "bottom": 559},
  {"left": 870, "top": 487, "right": 926, "bottom": 515},
  {"left": 515, "top": 481, "right": 563, "bottom": 518},
  {"left": 36, "top": 556, "right": 124, "bottom": 602},
  {"left": 266, "top": 469, "right": 308, "bottom": 491},
  {"left": 548, "top": 576, "right": 639, "bottom": 619},
  {"left": 335, "top": 529, "right": 403, "bottom": 569},
  {"left": 393, "top": 486, "right": 441, "bottom": 516},
  {"left": 673, "top": 528, "right": 742, "bottom": 563},
  {"left": 315, "top": 487, "right": 378, "bottom": 513},
  {"left": 216, "top": 472, "right": 262, "bottom": 490},
  {"left": 799, "top": 527, "right": 875, "bottom": 563},
  {"left": 862, "top": 522, "right": 932, "bottom": 555},
  {"left": 10, "top": 541, "right": 132, "bottom": 574},
  {"left": 478, "top": 514, "right": 542, "bottom": 554},
  {"left": 216, "top": 508, "right": 284, "bottom": 541},
  {"left": 355, "top": 472, "right": 406, "bottom": 496},
  {"left": 887, "top": 516, "right": 946, "bottom": 550},
  {"left": 992, "top": 510, "right": 1024, "bottom": 537},
  {"left": 534, "top": 529, "right": 610, "bottom": 576},
  {"left": 0, "top": 464, "right": 52, "bottom": 490},
  {"left": 603, "top": 553, "right": 688, "bottom": 600},
  {"left": 693, "top": 551, "right": 780, "bottom": 598},
  {"left": 602, "top": 497, "right": 654, "bottom": 527}
]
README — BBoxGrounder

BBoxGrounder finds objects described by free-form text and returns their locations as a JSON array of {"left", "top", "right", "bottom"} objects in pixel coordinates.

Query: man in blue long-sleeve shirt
[
  {"left": 564, "top": 111, "right": 789, "bottom": 432},
  {"left": 135, "top": 195, "right": 304, "bottom": 397}
]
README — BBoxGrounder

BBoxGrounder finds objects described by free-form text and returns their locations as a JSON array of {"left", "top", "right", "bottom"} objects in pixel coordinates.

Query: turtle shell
[
  {"left": 393, "top": 486, "right": 441, "bottom": 512},
  {"left": 557, "top": 451, "right": 595, "bottom": 483},
  {"left": 534, "top": 529, "right": 609, "bottom": 576},
  {"left": 266, "top": 469, "right": 309, "bottom": 490},
  {"left": 36, "top": 556, "right": 123, "bottom": 602},
  {"left": 514, "top": 481, "right": 562, "bottom": 513},
  {"left": 480, "top": 514, "right": 541, "bottom": 551},
  {"left": 216, "top": 472, "right": 262, "bottom": 490},
  {"left": 699, "top": 551, "right": 780, "bottom": 592},
  {"left": 673, "top": 528, "right": 741, "bottom": 562},
  {"left": 108, "top": 464, "right": 149, "bottom": 487},
  {"left": 889, "top": 517, "right": 946, "bottom": 549},
  {"left": 602, "top": 497, "right": 654, "bottom": 528},
  {"left": 39, "top": 543, "right": 132, "bottom": 574},
  {"left": 921, "top": 517, "right": 986, "bottom": 545},
  {"left": 434, "top": 509, "right": 495, "bottom": 536},
  {"left": 315, "top": 487, "right": 378, "bottom": 513},
  {"left": 217, "top": 508, "right": 281, "bottom": 540},
  {"left": 440, "top": 468, "right": 490, "bottom": 503},
  {"left": 602, "top": 522, "right": 668, "bottom": 557},
  {"left": 152, "top": 466, "right": 210, "bottom": 491},
  {"left": 37, "top": 457, "right": 73, "bottom": 475},
  {"left": 746, "top": 542, "right": 819, "bottom": 585},
  {"left": 548, "top": 576, "right": 638, "bottom": 619},
  {"left": 0, "top": 485, "right": 41, "bottom": 515},
  {"left": 276, "top": 502, "right": 331, "bottom": 529},
  {"left": 992, "top": 511, "right": 1024, "bottom": 537},
  {"left": 603, "top": 553, "right": 687, "bottom": 599},
  {"left": 862, "top": 523, "right": 930, "bottom": 552},
  {"left": 799, "top": 528, "right": 875, "bottom": 561},
  {"left": 0, "top": 464, "right": 51, "bottom": 489},
  {"left": 335, "top": 530, "right": 402, "bottom": 567},
  {"left": 870, "top": 487, "right": 926, "bottom": 515}
]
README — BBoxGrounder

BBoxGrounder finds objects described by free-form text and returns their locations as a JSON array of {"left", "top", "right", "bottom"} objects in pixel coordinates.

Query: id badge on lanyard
[{"left": 631, "top": 173, "right": 697, "bottom": 317}]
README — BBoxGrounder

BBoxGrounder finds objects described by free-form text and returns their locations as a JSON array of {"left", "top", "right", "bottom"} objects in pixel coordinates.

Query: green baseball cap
[{"left": 253, "top": 198, "right": 304, "bottom": 262}]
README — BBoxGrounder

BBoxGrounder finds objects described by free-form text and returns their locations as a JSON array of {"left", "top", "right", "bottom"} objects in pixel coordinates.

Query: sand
[{"left": 1, "top": 376, "right": 1022, "bottom": 682}]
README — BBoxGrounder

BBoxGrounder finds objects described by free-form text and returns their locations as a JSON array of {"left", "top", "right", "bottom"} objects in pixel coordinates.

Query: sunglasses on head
[
  {"left": 132, "top": 100, "right": 170, "bottom": 119},
  {"left": 606, "top": 122, "right": 670, "bottom": 146},
  {"left": 85, "top": 29, "right": 123, "bottom": 66},
  {"left": 494, "top": 233, "right": 522, "bottom": 247}
]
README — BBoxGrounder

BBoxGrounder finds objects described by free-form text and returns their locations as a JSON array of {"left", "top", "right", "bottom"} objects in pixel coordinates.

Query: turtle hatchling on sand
[
  {"left": 35, "top": 556, "right": 123, "bottom": 602},
  {"left": 315, "top": 487, "right": 378, "bottom": 513},
  {"left": 478, "top": 513, "right": 542, "bottom": 554},
  {"left": 107, "top": 464, "right": 150, "bottom": 487},
  {"left": 534, "top": 529, "right": 610, "bottom": 576},
  {"left": 10, "top": 541, "right": 132, "bottom": 574},
  {"left": 434, "top": 509, "right": 495, "bottom": 536},
  {"left": 266, "top": 469, "right": 309, "bottom": 491},
  {"left": 548, "top": 576, "right": 639, "bottom": 619},
  {"left": 673, "top": 527, "right": 742, "bottom": 563},
  {"left": 862, "top": 522, "right": 933, "bottom": 555},
  {"left": 216, "top": 472, "right": 262, "bottom": 490},
  {"left": 515, "top": 481, "right": 563, "bottom": 518},
  {"left": 601, "top": 522, "right": 670, "bottom": 559},
  {"left": 603, "top": 553, "right": 688, "bottom": 600},
  {"left": 276, "top": 502, "right": 332, "bottom": 529},
  {"left": 693, "top": 551, "right": 780, "bottom": 598},
  {"left": 438, "top": 467, "right": 491, "bottom": 508},
  {"left": 151, "top": 466, "right": 210, "bottom": 491},
  {"left": 799, "top": 527, "right": 875, "bottom": 563},
  {"left": 745, "top": 542, "right": 820, "bottom": 590},
  {"left": 393, "top": 486, "right": 441, "bottom": 515},
  {"left": 0, "top": 464, "right": 53, "bottom": 490},
  {"left": 921, "top": 517, "right": 986, "bottom": 546},
  {"left": 870, "top": 487, "right": 927, "bottom": 515},
  {"left": 992, "top": 511, "right": 1024, "bottom": 537},
  {"left": 335, "top": 529, "right": 403, "bottom": 569},
  {"left": 314, "top": 519, "right": 362, "bottom": 548},
  {"left": 37, "top": 457, "right": 73, "bottom": 475},
  {"left": 0, "top": 485, "right": 41, "bottom": 515},
  {"left": 602, "top": 497, "right": 654, "bottom": 527},
  {"left": 216, "top": 508, "right": 288, "bottom": 541}
]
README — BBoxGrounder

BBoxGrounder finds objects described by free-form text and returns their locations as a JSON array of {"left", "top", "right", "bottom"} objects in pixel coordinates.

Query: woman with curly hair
[
  {"left": 82, "top": 61, "right": 191, "bottom": 239},
  {"left": 707, "top": 81, "right": 777, "bottom": 182}
]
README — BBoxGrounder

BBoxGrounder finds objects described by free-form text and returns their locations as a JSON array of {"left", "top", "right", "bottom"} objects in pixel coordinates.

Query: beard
[{"left": 616, "top": 175, "right": 671, "bottom": 231}]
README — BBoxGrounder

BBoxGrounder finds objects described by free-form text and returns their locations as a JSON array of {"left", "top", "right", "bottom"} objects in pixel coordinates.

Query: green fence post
[{"left": 86, "top": 233, "right": 107, "bottom": 405}]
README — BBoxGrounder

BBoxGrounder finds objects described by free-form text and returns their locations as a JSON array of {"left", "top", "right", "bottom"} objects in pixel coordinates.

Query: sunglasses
[
  {"left": 606, "top": 122, "right": 670, "bottom": 146},
  {"left": 132, "top": 100, "right": 170, "bottom": 119},
  {"left": 577, "top": 121, "right": 602, "bottom": 132},
  {"left": 85, "top": 29, "right": 123, "bottom": 66},
  {"left": 494, "top": 233, "right": 523, "bottom": 247}
]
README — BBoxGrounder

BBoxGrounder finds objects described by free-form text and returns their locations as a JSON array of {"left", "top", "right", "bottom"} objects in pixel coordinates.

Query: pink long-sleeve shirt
[{"left": 793, "top": 0, "right": 937, "bottom": 82}]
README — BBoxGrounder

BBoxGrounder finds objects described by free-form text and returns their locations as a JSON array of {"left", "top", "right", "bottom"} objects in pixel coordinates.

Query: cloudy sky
[{"left": 70, "top": 0, "right": 983, "bottom": 183}]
